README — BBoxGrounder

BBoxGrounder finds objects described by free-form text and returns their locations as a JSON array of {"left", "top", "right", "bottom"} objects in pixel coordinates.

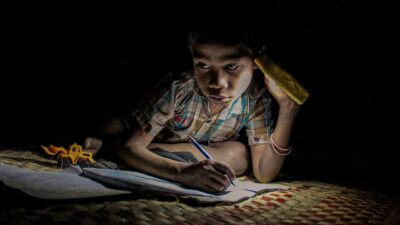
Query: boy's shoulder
[
  {"left": 156, "top": 70, "right": 195, "bottom": 85},
  {"left": 176, "top": 71, "right": 197, "bottom": 87},
  {"left": 155, "top": 71, "right": 196, "bottom": 92},
  {"left": 145, "top": 71, "right": 196, "bottom": 103}
]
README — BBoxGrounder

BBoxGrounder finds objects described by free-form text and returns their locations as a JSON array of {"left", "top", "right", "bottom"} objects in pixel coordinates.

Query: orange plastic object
[
  {"left": 40, "top": 145, "right": 67, "bottom": 156},
  {"left": 40, "top": 143, "right": 95, "bottom": 165}
]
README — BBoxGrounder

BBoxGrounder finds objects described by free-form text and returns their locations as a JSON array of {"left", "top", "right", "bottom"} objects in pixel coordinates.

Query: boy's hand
[
  {"left": 264, "top": 76, "right": 299, "bottom": 110},
  {"left": 178, "top": 159, "right": 235, "bottom": 193},
  {"left": 83, "top": 137, "right": 103, "bottom": 156}
]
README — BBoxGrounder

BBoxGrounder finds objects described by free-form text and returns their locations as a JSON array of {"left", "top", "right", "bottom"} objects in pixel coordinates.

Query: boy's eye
[
  {"left": 196, "top": 63, "right": 211, "bottom": 70},
  {"left": 225, "top": 64, "right": 240, "bottom": 71}
]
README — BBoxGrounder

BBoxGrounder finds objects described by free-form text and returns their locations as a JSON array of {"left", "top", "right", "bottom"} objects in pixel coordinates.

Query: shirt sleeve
[
  {"left": 245, "top": 91, "right": 275, "bottom": 146},
  {"left": 119, "top": 75, "right": 177, "bottom": 137}
]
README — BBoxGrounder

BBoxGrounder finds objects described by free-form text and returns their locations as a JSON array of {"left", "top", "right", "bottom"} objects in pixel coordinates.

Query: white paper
[
  {"left": 82, "top": 167, "right": 218, "bottom": 198},
  {"left": 0, "top": 163, "right": 130, "bottom": 199},
  {"left": 0, "top": 163, "right": 288, "bottom": 203},
  {"left": 82, "top": 167, "right": 289, "bottom": 203}
]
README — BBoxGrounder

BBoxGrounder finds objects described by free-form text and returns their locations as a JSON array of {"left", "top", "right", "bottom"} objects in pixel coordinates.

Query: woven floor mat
[{"left": 1, "top": 149, "right": 399, "bottom": 225}]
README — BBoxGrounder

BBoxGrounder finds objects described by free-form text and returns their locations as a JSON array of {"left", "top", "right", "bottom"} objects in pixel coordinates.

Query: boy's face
[{"left": 191, "top": 44, "right": 255, "bottom": 107}]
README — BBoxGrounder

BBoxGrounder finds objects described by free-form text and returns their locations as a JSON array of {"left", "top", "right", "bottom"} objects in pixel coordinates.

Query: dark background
[{"left": 0, "top": 1, "right": 397, "bottom": 193}]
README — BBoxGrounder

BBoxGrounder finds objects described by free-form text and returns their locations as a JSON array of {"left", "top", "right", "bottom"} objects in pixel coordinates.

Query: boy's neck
[{"left": 209, "top": 103, "right": 226, "bottom": 116}]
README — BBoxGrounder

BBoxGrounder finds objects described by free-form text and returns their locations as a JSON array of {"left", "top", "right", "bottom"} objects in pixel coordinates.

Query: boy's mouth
[{"left": 209, "top": 95, "right": 231, "bottom": 103}]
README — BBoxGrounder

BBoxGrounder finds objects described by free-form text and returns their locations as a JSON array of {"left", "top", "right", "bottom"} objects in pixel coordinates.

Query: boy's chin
[{"left": 208, "top": 96, "right": 233, "bottom": 105}]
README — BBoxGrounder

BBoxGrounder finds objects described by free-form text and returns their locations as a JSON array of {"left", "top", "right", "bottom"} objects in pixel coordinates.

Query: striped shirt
[{"left": 121, "top": 72, "right": 274, "bottom": 146}]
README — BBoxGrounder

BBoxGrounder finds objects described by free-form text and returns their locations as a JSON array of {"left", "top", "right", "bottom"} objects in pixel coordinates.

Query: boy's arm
[
  {"left": 251, "top": 76, "right": 300, "bottom": 183},
  {"left": 84, "top": 115, "right": 235, "bottom": 193},
  {"left": 118, "top": 128, "right": 185, "bottom": 181},
  {"left": 119, "top": 127, "right": 235, "bottom": 193},
  {"left": 251, "top": 103, "right": 298, "bottom": 182}
]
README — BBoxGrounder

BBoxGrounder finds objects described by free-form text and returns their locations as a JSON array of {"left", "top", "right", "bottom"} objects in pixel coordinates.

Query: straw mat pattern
[{"left": 1, "top": 149, "right": 399, "bottom": 225}]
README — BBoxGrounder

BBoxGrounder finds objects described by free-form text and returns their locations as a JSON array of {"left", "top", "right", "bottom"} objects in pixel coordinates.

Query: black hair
[{"left": 186, "top": 22, "right": 259, "bottom": 58}]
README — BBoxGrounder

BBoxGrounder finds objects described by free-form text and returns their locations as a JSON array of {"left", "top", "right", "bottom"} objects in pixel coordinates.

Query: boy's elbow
[
  {"left": 253, "top": 169, "right": 279, "bottom": 183},
  {"left": 254, "top": 174, "right": 275, "bottom": 183},
  {"left": 117, "top": 144, "right": 142, "bottom": 168}
]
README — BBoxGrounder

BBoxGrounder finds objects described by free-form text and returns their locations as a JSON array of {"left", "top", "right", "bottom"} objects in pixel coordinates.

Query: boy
[{"left": 84, "top": 26, "right": 300, "bottom": 193}]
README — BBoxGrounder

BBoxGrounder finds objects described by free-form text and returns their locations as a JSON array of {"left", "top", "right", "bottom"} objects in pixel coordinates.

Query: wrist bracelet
[{"left": 270, "top": 133, "right": 292, "bottom": 156}]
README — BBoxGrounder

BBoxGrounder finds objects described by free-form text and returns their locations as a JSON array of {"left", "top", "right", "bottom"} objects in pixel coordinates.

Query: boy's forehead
[{"left": 191, "top": 44, "right": 247, "bottom": 61}]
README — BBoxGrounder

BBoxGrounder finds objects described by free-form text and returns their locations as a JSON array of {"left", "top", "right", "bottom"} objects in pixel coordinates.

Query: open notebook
[
  {"left": 82, "top": 167, "right": 289, "bottom": 203},
  {"left": 0, "top": 163, "right": 288, "bottom": 203}
]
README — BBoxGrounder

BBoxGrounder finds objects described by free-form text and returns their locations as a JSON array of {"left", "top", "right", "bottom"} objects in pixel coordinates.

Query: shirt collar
[{"left": 190, "top": 73, "right": 251, "bottom": 119}]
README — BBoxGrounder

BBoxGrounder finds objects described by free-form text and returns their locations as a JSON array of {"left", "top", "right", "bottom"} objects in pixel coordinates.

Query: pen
[{"left": 188, "top": 135, "right": 235, "bottom": 186}]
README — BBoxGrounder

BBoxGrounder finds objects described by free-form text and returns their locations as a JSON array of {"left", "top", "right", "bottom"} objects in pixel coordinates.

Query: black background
[{"left": 0, "top": 1, "right": 397, "bottom": 193}]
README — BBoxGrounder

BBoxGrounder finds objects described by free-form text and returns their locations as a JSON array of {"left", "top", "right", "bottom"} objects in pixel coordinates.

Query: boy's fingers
[
  {"left": 83, "top": 137, "right": 103, "bottom": 156},
  {"left": 196, "top": 160, "right": 231, "bottom": 190},
  {"left": 199, "top": 160, "right": 227, "bottom": 180},
  {"left": 204, "top": 176, "right": 229, "bottom": 192},
  {"left": 84, "top": 138, "right": 93, "bottom": 149},
  {"left": 204, "top": 181, "right": 224, "bottom": 193},
  {"left": 207, "top": 168, "right": 230, "bottom": 187},
  {"left": 84, "top": 139, "right": 92, "bottom": 149},
  {"left": 212, "top": 161, "right": 235, "bottom": 181},
  {"left": 264, "top": 76, "right": 277, "bottom": 89},
  {"left": 84, "top": 137, "right": 102, "bottom": 149}
]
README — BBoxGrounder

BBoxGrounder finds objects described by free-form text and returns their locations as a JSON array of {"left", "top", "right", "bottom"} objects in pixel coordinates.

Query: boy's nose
[{"left": 209, "top": 70, "right": 228, "bottom": 89}]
